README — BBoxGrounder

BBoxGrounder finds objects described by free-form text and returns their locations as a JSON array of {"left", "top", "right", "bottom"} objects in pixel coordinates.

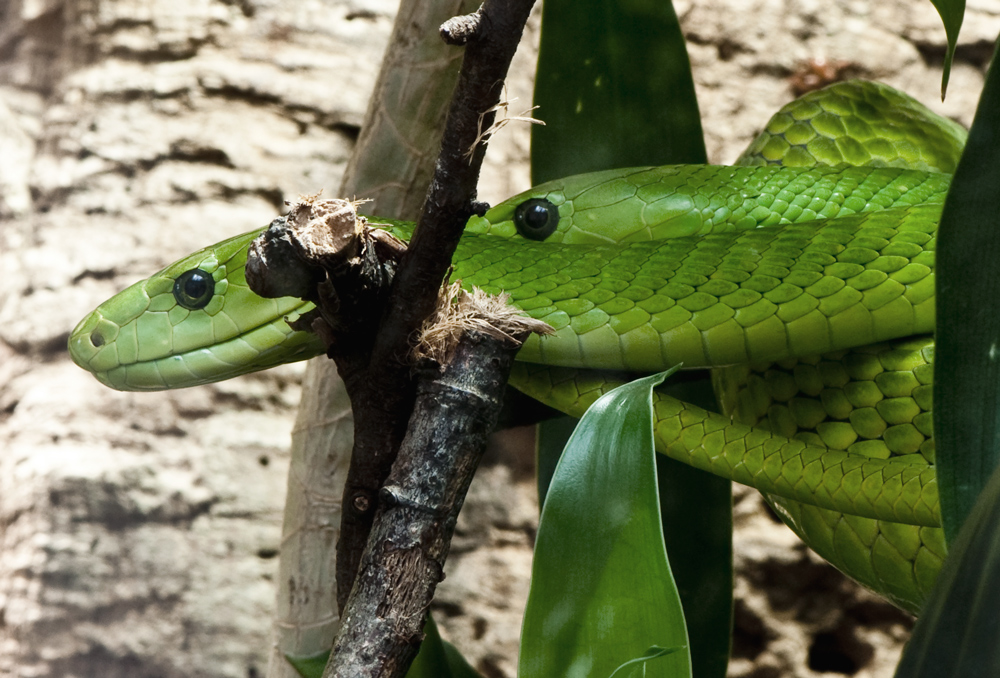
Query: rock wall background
[{"left": 0, "top": 0, "right": 996, "bottom": 676}]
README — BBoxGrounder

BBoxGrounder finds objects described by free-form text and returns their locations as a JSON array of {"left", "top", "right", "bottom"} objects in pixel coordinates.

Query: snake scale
[{"left": 69, "top": 81, "right": 968, "bottom": 614}]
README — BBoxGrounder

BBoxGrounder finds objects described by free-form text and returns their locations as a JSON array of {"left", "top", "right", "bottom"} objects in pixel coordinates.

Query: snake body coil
[{"left": 69, "top": 81, "right": 966, "bottom": 613}]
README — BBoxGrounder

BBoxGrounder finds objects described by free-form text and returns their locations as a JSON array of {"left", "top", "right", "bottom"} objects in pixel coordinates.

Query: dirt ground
[{"left": 0, "top": 0, "right": 996, "bottom": 676}]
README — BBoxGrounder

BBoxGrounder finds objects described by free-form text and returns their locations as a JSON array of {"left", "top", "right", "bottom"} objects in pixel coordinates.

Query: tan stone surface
[{"left": 0, "top": 0, "right": 994, "bottom": 676}]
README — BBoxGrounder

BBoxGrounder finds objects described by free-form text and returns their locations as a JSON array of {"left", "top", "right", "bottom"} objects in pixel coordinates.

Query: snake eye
[
  {"left": 513, "top": 198, "right": 559, "bottom": 240},
  {"left": 173, "top": 268, "right": 215, "bottom": 310}
]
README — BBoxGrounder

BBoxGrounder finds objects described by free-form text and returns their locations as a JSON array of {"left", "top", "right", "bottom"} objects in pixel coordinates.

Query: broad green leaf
[
  {"left": 537, "top": 395, "right": 733, "bottom": 678},
  {"left": 933, "top": 31, "right": 1000, "bottom": 543},
  {"left": 519, "top": 369, "right": 692, "bottom": 678},
  {"left": 656, "top": 375, "right": 733, "bottom": 678},
  {"left": 530, "top": 0, "right": 706, "bottom": 184},
  {"left": 285, "top": 614, "right": 480, "bottom": 678},
  {"left": 928, "top": 0, "right": 966, "bottom": 96},
  {"left": 894, "top": 464, "right": 1000, "bottom": 675}
]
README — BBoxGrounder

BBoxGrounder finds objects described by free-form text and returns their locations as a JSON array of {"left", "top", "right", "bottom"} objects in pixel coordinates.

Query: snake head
[
  {"left": 68, "top": 228, "right": 324, "bottom": 391},
  {"left": 467, "top": 165, "right": 712, "bottom": 245}
]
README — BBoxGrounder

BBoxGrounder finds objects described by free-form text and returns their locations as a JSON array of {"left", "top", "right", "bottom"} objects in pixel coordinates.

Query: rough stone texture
[
  {"left": 727, "top": 488, "right": 916, "bottom": 678},
  {"left": 678, "top": 0, "right": 995, "bottom": 165},
  {"left": 0, "top": 0, "right": 995, "bottom": 676},
  {"left": 0, "top": 2, "right": 398, "bottom": 677}
]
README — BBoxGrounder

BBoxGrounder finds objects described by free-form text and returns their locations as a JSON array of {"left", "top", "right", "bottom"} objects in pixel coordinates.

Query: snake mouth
[{"left": 68, "top": 299, "right": 325, "bottom": 391}]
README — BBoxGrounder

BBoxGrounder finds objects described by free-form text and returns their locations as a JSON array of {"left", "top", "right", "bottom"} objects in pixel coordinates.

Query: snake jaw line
[{"left": 68, "top": 227, "right": 326, "bottom": 390}]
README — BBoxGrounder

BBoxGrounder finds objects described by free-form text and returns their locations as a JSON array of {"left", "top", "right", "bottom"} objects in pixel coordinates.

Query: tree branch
[
  {"left": 333, "top": 0, "right": 537, "bottom": 613},
  {"left": 326, "top": 296, "right": 547, "bottom": 678},
  {"left": 246, "top": 198, "right": 550, "bottom": 678},
  {"left": 250, "top": 1, "right": 538, "bottom": 673}
]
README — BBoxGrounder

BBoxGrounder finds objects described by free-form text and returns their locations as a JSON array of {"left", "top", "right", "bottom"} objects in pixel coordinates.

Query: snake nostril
[{"left": 90, "top": 330, "right": 105, "bottom": 348}]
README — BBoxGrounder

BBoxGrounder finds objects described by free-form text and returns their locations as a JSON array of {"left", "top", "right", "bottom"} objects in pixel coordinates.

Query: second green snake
[{"left": 69, "top": 81, "right": 967, "bottom": 614}]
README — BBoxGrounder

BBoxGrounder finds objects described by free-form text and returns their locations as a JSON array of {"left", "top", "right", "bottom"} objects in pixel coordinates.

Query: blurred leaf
[
  {"left": 519, "top": 369, "right": 692, "bottom": 678},
  {"left": 285, "top": 614, "right": 480, "bottom": 678},
  {"left": 894, "top": 464, "right": 1000, "bottom": 675},
  {"left": 286, "top": 651, "right": 328, "bottom": 678},
  {"left": 531, "top": 0, "right": 706, "bottom": 184},
  {"left": 407, "top": 614, "right": 482, "bottom": 678},
  {"left": 536, "top": 415, "right": 578, "bottom": 505},
  {"left": 933, "top": 31, "right": 1000, "bottom": 543},
  {"left": 656, "top": 455, "right": 733, "bottom": 676},
  {"left": 928, "top": 0, "right": 966, "bottom": 96}
]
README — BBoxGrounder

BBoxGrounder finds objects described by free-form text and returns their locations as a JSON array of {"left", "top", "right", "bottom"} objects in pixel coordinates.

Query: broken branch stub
[
  {"left": 414, "top": 281, "right": 553, "bottom": 368},
  {"left": 245, "top": 195, "right": 552, "bottom": 371},
  {"left": 440, "top": 8, "right": 482, "bottom": 45},
  {"left": 245, "top": 196, "right": 408, "bottom": 348}
]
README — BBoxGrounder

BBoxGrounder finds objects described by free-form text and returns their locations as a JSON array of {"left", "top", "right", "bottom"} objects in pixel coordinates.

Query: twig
[
  {"left": 251, "top": 0, "right": 538, "bottom": 673},
  {"left": 465, "top": 91, "right": 543, "bottom": 162},
  {"left": 264, "top": 2, "right": 486, "bottom": 674}
]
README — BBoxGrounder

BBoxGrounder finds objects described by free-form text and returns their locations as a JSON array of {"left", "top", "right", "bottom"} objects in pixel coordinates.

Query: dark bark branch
[
  {"left": 250, "top": 0, "right": 539, "bottom": 673},
  {"left": 323, "top": 326, "right": 529, "bottom": 678},
  {"left": 334, "top": 0, "right": 536, "bottom": 615},
  {"left": 246, "top": 194, "right": 550, "bottom": 678},
  {"left": 440, "top": 11, "right": 482, "bottom": 44}
]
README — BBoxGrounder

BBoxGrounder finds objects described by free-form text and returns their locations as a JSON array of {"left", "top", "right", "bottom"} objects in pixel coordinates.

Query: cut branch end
[{"left": 413, "top": 281, "right": 553, "bottom": 367}]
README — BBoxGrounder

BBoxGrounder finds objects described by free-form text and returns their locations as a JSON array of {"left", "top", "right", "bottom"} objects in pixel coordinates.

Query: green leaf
[
  {"left": 407, "top": 613, "right": 482, "bottom": 678},
  {"left": 933, "top": 31, "right": 1000, "bottom": 543},
  {"left": 655, "top": 374, "right": 733, "bottom": 678},
  {"left": 536, "top": 415, "right": 579, "bottom": 505},
  {"left": 928, "top": 0, "right": 966, "bottom": 97},
  {"left": 285, "top": 651, "right": 329, "bottom": 678},
  {"left": 894, "top": 464, "right": 1000, "bottom": 675},
  {"left": 536, "top": 387, "right": 733, "bottom": 678},
  {"left": 285, "top": 614, "right": 480, "bottom": 678},
  {"left": 519, "top": 369, "right": 692, "bottom": 678},
  {"left": 530, "top": 0, "right": 706, "bottom": 184}
]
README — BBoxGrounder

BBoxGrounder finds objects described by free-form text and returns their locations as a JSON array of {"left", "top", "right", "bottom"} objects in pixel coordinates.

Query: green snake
[{"left": 69, "top": 81, "right": 967, "bottom": 614}]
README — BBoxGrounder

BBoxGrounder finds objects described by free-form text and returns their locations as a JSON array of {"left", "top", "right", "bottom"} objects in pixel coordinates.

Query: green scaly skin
[
  {"left": 68, "top": 81, "right": 963, "bottom": 613},
  {"left": 728, "top": 81, "right": 962, "bottom": 613},
  {"left": 509, "top": 81, "right": 965, "bottom": 613}
]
